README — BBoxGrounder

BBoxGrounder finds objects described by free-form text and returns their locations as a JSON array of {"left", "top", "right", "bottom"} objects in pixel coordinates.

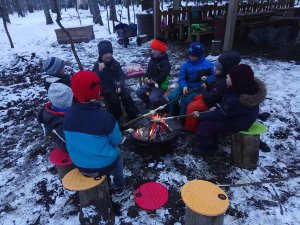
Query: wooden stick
[
  {"left": 123, "top": 86, "right": 203, "bottom": 128},
  {"left": 217, "top": 173, "right": 300, "bottom": 188},
  {"left": 151, "top": 114, "right": 194, "bottom": 122}
]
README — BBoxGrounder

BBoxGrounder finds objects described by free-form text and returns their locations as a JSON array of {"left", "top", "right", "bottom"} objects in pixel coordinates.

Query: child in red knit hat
[
  {"left": 136, "top": 37, "right": 171, "bottom": 109},
  {"left": 64, "top": 71, "right": 126, "bottom": 197}
]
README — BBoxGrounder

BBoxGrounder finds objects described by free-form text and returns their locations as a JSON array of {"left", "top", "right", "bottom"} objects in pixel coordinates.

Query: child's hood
[{"left": 239, "top": 79, "right": 267, "bottom": 107}]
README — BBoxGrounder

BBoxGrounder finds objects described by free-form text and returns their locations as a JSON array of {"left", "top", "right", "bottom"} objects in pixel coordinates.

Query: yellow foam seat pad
[
  {"left": 62, "top": 168, "right": 106, "bottom": 191},
  {"left": 181, "top": 180, "right": 229, "bottom": 217}
]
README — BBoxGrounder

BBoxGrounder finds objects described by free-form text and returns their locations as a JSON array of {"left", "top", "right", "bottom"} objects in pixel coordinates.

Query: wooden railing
[{"left": 158, "top": 0, "right": 295, "bottom": 29}]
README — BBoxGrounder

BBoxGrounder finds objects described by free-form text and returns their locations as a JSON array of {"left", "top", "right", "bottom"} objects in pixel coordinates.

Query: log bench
[
  {"left": 231, "top": 122, "right": 267, "bottom": 170},
  {"left": 49, "top": 147, "right": 75, "bottom": 179},
  {"left": 62, "top": 168, "right": 114, "bottom": 225},
  {"left": 181, "top": 180, "right": 229, "bottom": 225}
]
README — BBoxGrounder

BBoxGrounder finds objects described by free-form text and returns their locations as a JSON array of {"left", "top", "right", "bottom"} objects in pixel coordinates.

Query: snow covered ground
[{"left": 1, "top": 8, "right": 300, "bottom": 225}]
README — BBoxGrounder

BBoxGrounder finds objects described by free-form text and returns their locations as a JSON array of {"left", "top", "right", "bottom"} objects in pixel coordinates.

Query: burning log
[{"left": 133, "top": 114, "right": 174, "bottom": 142}]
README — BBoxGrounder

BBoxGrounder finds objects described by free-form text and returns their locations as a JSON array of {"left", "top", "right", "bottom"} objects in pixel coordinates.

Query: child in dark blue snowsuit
[{"left": 192, "top": 64, "right": 267, "bottom": 157}]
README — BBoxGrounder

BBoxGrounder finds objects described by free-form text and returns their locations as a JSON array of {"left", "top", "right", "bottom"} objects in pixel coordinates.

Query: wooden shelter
[{"left": 153, "top": 0, "right": 295, "bottom": 50}]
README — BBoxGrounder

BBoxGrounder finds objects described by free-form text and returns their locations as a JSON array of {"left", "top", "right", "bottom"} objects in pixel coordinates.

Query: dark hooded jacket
[
  {"left": 146, "top": 54, "right": 171, "bottom": 86},
  {"left": 199, "top": 79, "right": 267, "bottom": 131},
  {"left": 37, "top": 102, "right": 67, "bottom": 151},
  {"left": 92, "top": 57, "right": 125, "bottom": 93},
  {"left": 202, "top": 51, "right": 241, "bottom": 107}
]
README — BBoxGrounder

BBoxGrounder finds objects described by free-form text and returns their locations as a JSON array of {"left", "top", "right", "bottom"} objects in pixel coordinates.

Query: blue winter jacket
[
  {"left": 64, "top": 103, "right": 121, "bottom": 169},
  {"left": 178, "top": 57, "right": 214, "bottom": 90},
  {"left": 199, "top": 79, "right": 267, "bottom": 131}
]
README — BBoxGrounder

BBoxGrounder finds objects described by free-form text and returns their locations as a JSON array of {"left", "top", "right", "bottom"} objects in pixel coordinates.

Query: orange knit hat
[{"left": 150, "top": 39, "right": 168, "bottom": 53}]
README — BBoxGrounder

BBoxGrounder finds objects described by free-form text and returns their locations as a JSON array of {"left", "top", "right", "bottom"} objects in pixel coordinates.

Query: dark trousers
[
  {"left": 136, "top": 84, "right": 167, "bottom": 109},
  {"left": 78, "top": 154, "right": 125, "bottom": 188},
  {"left": 102, "top": 89, "right": 138, "bottom": 120},
  {"left": 196, "top": 120, "right": 234, "bottom": 147}
]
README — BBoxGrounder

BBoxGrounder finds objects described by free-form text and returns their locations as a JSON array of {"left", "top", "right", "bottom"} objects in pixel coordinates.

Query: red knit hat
[
  {"left": 71, "top": 71, "right": 101, "bottom": 103},
  {"left": 229, "top": 64, "right": 255, "bottom": 93},
  {"left": 151, "top": 38, "right": 167, "bottom": 53}
]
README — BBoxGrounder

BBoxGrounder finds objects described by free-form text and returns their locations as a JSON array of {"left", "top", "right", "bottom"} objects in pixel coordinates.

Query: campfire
[{"left": 132, "top": 114, "right": 182, "bottom": 144}]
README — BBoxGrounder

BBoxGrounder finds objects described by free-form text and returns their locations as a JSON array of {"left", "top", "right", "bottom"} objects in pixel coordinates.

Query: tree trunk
[
  {"left": 0, "top": 0, "right": 10, "bottom": 23},
  {"left": 41, "top": 0, "right": 54, "bottom": 25},
  {"left": 13, "top": 0, "right": 25, "bottom": 17},
  {"left": 109, "top": 0, "right": 118, "bottom": 32},
  {"left": 0, "top": 2, "right": 14, "bottom": 48},
  {"left": 105, "top": 4, "right": 111, "bottom": 34},
  {"left": 77, "top": 0, "right": 88, "bottom": 10},
  {"left": 126, "top": 0, "right": 130, "bottom": 23},
  {"left": 53, "top": 0, "right": 84, "bottom": 70},
  {"left": 231, "top": 133, "right": 260, "bottom": 170},
  {"left": 87, "top": 0, "right": 103, "bottom": 25},
  {"left": 26, "top": 0, "right": 34, "bottom": 13},
  {"left": 173, "top": 0, "right": 181, "bottom": 9},
  {"left": 185, "top": 207, "right": 225, "bottom": 225},
  {"left": 78, "top": 179, "right": 115, "bottom": 225}
]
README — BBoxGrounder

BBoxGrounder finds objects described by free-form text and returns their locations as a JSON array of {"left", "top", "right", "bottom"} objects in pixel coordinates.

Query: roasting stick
[
  {"left": 123, "top": 76, "right": 208, "bottom": 127},
  {"left": 151, "top": 114, "right": 194, "bottom": 122},
  {"left": 123, "top": 85, "right": 205, "bottom": 128}
]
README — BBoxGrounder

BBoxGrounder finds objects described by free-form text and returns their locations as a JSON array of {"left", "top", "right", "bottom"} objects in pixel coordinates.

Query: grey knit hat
[
  {"left": 48, "top": 83, "right": 73, "bottom": 109},
  {"left": 43, "top": 57, "right": 65, "bottom": 75}
]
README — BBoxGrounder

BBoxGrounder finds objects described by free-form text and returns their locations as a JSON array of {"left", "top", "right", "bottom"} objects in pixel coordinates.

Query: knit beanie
[
  {"left": 218, "top": 51, "right": 241, "bottom": 74},
  {"left": 150, "top": 37, "right": 168, "bottom": 53},
  {"left": 71, "top": 71, "right": 101, "bottom": 103},
  {"left": 229, "top": 64, "right": 255, "bottom": 93},
  {"left": 98, "top": 40, "right": 113, "bottom": 58},
  {"left": 188, "top": 42, "right": 205, "bottom": 58},
  {"left": 48, "top": 83, "right": 73, "bottom": 109},
  {"left": 43, "top": 57, "right": 65, "bottom": 75}
]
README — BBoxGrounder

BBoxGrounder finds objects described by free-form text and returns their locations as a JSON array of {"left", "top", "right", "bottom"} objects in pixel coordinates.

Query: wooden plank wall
[{"left": 158, "top": 0, "right": 295, "bottom": 28}]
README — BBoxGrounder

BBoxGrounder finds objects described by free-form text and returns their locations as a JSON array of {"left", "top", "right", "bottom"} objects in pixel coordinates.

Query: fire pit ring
[{"left": 130, "top": 114, "right": 183, "bottom": 146}]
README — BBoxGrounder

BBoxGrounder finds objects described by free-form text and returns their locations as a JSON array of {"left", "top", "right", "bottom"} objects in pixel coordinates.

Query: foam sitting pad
[
  {"left": 49, "top": 147, "right": 73, "bottom": 166},
  {"left": 123, "top": 64, "right": 145, "bottom": 76},
  {"left": 181, "top": 180, "right": 229, "bottom": 217},
  {"left": 134, "top": 182, "right": 169, "bottom": 210},
  {"left": 62, "top": 168, "right": 106, "bottom": 191},
  {"left": 240, "top": 122, "right": 267, "bottom": 135}
]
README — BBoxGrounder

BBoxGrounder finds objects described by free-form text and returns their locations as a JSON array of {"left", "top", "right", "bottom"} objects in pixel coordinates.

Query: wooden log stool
[
  {"left": 49, "top": 147, "right": 75, "bottom": 179},
  {"left": 231, "top": 122, "right": 267, "bottom": 170},
  {"left": 181, "top": 180, "right": 229, "bottom": 225},
  {"left": 62, "top": 168, "right": 114, "bottom": 225}
]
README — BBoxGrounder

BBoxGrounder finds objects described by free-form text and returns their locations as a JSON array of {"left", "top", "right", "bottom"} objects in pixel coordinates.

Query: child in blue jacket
[
  {"left": 64, "top": 70, "right": 126, "bottom": 196},
  {"left": 168, "top": 42, "right": 214, "bottom": 116},
  {"left": 192, "top": 64, "right": 267, "bottom": 157}
]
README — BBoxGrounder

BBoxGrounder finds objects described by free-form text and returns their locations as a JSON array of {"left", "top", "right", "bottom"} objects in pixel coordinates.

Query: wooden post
[
  {"left": 223, "top": 0, "right": 239, "bottom": 51},
  {"left": 56, "top": 164, "right": 76, "bottom": 179},
  {"left": 185, "top": 208, "right": 224, "bottom": 225},
  {"left": 231, "top": 133, "right": 260, "bottom": 170},
  {"left": 153, "top": 0, "right": 160, "bottom": 38},
  {"left": 79, "top": 178, "right": 114, "bottom": 225},
  {"left": 211, "top": 40, "right": 223, "bottom": 56}
]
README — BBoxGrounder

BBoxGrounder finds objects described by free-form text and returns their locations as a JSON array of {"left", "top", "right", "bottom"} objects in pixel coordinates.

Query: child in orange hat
[{"left": 136, "top": 37, "right": 171, "bottom": 109}]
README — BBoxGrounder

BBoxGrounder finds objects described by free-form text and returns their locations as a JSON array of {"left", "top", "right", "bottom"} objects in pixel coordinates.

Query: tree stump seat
[
  {"left": 181, "top": 180, "right": 229, "bottom": 225},
  {"left": 49, "top": 147, "right": 75, "bottom": 179},
  {"left": 231, "top": 122, "right": 268, "bottom": 170},
  {"left": 62, "top": 168, "right": 114, "bottom": 225}
]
